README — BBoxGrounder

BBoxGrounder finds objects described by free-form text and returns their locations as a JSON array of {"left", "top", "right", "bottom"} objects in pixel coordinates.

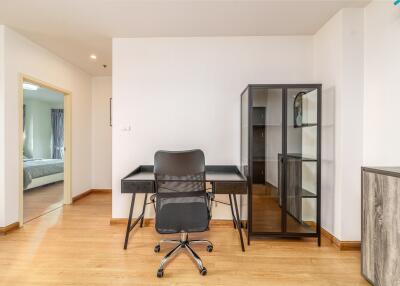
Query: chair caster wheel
[
  {"left": 154, "top": 245, "right": 160, "bottom": 253},
  {"left": 200, "top": 267, "right": 207, "bottom": 276},
  {"left": 207, "top": 245, "right": 213, "bottom": 252},
  {"left": 157, "top": 269, "right": 164, "bottom": 278}
]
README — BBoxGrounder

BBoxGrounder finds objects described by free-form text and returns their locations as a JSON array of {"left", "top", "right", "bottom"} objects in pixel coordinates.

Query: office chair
[{"left": 153, "top": 149, "right": 213, "bottom": 278}]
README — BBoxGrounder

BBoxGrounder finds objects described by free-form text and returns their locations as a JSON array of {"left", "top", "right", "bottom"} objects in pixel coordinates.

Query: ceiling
[
  {"left": 0, "top": 0, "right": 370, "bottom": 76},
  {"left": 24, "top": 83, "right": 64, "bottom": 104}
]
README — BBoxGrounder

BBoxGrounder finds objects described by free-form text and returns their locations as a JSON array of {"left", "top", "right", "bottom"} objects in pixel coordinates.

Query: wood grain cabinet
[{"left": 362, "top": 167, "right": 400, "bottom": 286}]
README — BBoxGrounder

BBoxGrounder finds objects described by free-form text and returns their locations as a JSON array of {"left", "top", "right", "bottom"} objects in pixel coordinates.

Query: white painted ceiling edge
[{"left": 0, "top": 0, "right": 371, "bottom": 76}]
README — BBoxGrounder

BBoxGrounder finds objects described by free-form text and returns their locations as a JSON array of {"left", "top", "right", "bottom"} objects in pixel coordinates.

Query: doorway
[{"left": 19, "top": 75, "right": 72, "bottom": 224}]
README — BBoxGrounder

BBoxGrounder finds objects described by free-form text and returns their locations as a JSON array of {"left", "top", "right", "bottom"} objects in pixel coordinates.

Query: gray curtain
[
  {"left": 23, "top": 104, "right": 26, "bottom": 131},
  {"left": 51, "top": 109, "right": 64, "bottom": 159}
]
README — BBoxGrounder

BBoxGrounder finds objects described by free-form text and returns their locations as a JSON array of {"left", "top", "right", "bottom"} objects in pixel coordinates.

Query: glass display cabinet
[{"left": 240, "top": 84, "right": 321, "bottom": 245}]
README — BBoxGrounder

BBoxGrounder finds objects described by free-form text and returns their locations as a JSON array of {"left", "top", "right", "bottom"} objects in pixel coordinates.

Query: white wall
[
  {"left": 313, "top": 9, "right": 364, "bottom": 241},
  {"left": 313, "top": 11, "right": 341, "bottom": 239},
  {"left": 0, "top": 26, "right": 5, "bottom": 227},
  {"left": 364, "top": 0, "right": 400, "bottom": 165},
  {"left": 339, "top": 9, "right": 364, "bottom": 241},
  {"left": 24, "top": 98, "right": 64, "bottom": 159},
  {"left": 112, "top": 36, "right": 314, "bottom": 219},
  {"left": 91, "top": 76, "right": 112, "bottom": 189},
  {"left": 0, "top": 26, "right": 93, "bottom": 226}
]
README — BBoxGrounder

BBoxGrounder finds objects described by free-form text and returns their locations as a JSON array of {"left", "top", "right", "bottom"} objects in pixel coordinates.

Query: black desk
[{"left": 121, "top": 165, "right": 248, "bottom": 251}]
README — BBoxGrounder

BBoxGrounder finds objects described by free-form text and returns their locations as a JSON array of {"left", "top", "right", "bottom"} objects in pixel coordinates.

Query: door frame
[{"left": 18, "top": 74, "right": 72, "bottom": 226}]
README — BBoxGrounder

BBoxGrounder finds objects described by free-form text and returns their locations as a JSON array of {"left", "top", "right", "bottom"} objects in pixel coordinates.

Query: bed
[{"left": 23, "top": 158, "right": 64, "bottom": 190}]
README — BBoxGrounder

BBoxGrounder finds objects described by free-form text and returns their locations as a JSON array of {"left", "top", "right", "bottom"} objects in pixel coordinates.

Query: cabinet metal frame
[{"left": 241, "top": 84, "right": 322, "bottom": 246}]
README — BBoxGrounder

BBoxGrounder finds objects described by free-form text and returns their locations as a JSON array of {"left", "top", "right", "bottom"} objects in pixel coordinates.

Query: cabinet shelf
[
  {"left": 252, "top": 124, "right": 282, "bottom": 127},
  {"left": 286, "top": 153, "right": 317, "bottom": 162},
  {"left": 252, "top": 157, "right": 266, "bottom": 162},
  {"left": 302, "top": 189, "right": 317, "bottom": 198},
  {"left": 296, "top": 123, "right": 317, "bottom": 128}
]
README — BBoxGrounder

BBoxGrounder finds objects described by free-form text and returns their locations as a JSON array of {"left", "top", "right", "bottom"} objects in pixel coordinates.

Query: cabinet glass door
[
  {"left": 241, "top": 88, "right": 249, "bottom": 178},
  {"left": 251, "top": 88, "right": 283, "bottom": 233},
  {"left": 285, "top": 87, "right": 318, "bottom": 233}
]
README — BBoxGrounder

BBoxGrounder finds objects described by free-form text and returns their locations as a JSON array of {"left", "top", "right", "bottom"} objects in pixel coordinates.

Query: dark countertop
[{"left": 362, "top": 167, "right": 400, "bottom": 178}]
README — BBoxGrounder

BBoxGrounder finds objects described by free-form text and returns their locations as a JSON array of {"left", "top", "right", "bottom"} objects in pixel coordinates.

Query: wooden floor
[
  {"left": 23, "top": 182, "right": 64, "bottom": 223},
  {"left": 0, "top": 192, "right": 368, "bottom": 286}
]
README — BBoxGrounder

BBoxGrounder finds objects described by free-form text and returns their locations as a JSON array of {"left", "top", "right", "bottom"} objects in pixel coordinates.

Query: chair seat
[{"left": 156, "top": 202, "right": 209, "bottom": 234}]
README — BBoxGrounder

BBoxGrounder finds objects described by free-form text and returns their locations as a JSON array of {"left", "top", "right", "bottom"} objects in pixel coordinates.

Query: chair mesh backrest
[
  {"left": 154, "top": 150, "right": 209, "bottom": 234},
  {"left": 156, "top": 173, "right": 205, "bottom": 194}
]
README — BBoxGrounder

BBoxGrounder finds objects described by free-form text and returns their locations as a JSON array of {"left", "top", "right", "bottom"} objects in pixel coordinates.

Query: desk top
[{"left": 122, "top": 165, "right": 247, "bottom": 183}]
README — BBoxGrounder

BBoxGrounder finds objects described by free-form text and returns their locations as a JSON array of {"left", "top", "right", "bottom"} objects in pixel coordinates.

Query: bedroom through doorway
[{"left": 21, "top": 78, "right": 70, "bottom": 223}]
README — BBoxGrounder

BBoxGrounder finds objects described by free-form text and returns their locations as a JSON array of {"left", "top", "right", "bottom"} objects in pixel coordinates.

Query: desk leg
[
  {"left": 232, "top": 194, "right": 245, "bottom": 252},
  {"left": 228, "top": 194, "right": 236, "bottom": 229},
  {"left": 124, "top": 194, "right": 136, "bottom": 250},
  {"left": 140, "top": 193, "right": 148, "bottom": 228}
]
